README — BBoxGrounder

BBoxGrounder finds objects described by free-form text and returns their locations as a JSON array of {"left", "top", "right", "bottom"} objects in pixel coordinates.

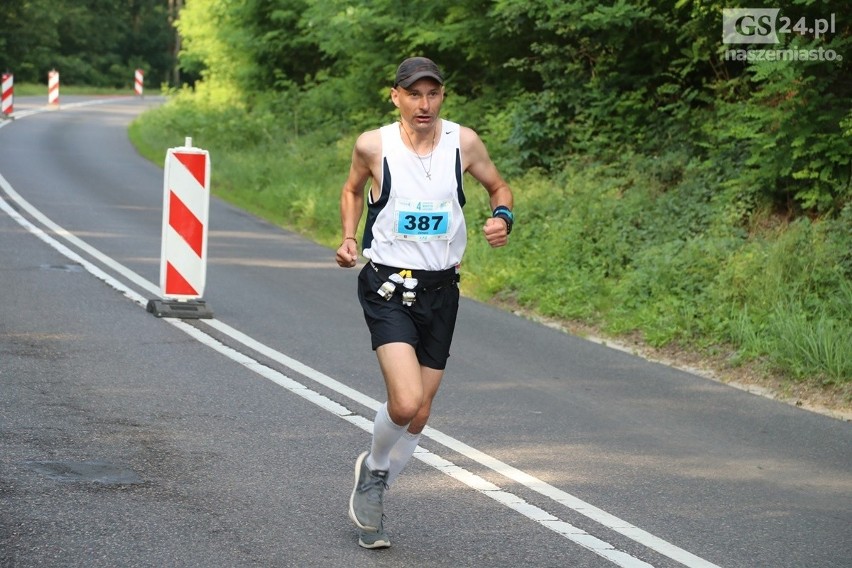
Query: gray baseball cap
[{"left": 394, "top": 57, "right": 444, "bottom": 88}]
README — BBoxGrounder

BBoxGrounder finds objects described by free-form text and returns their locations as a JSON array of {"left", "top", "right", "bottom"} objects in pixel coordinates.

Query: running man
[{"left": 335, "top": 56, "right": 514, "bottom": 549}]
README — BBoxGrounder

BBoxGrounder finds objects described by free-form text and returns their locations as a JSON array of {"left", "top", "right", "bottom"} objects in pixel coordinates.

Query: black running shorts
[{"left": 357, "top": 263, "right": 460, "bottom": 370}]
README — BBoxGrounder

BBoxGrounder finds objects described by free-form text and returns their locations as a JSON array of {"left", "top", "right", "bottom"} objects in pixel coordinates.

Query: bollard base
[{"left": 146, "top": 298, "right": 213, "bottom": 319}]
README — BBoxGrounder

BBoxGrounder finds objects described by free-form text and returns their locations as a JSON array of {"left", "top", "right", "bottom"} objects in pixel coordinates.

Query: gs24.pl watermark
[{"left": 722, "top": 8, "right": 842, "bottom": 62}]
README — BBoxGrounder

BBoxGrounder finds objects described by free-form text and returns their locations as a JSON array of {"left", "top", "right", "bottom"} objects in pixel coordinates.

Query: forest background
[{"left": 2, "top": 0, "right": 850, "bottom": 411}]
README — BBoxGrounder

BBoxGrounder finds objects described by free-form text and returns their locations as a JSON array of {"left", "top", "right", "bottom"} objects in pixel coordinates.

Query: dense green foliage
[
  {"left": 50, "top": 0, "right": 852, "bottom": 387},
  {"left": 0, "top": 0, "right": 178, "bottom": 87},
  {"left": 163, "top": 0, "right": 851, "bottom": 214}
]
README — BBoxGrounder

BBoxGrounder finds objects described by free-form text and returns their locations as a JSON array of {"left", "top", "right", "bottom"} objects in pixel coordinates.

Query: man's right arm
[{"left": 336, "top": 131, "right": 379, "bottom": 268}]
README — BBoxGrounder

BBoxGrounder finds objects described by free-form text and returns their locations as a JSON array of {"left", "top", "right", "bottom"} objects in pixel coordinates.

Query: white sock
[
  {"left": 366, "top": 403, "right": 406, "bottom": 472},
  {"left": 386, "top": 431, "right": 421, "bottom": 487}
]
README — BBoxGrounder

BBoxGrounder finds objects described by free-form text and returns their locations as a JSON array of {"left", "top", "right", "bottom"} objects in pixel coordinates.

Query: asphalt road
[{"left": 0, "top": 96, "right": 850, "bottom": 568}]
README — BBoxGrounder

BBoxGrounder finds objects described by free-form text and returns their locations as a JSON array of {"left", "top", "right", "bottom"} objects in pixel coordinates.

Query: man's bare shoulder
[
  {"left": 458, "top": 125, "right": 490, "bottom": 168},
  {"left": 457, "top": 124, "right": 478, "bottom": 139},
  {"left": 354, "top": 128, "right": 382, "bottom": 158}
]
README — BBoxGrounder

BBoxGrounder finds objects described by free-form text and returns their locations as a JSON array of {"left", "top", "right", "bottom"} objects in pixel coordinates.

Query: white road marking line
[
  {"left": 0, "top": 100, "right": 722, "bottom": 568},
  {"left": 0, "top": 97, "right": 131, "bottom": 128},
  {"left": 207, "top": 319, "right": 718, "bottom": 568}
]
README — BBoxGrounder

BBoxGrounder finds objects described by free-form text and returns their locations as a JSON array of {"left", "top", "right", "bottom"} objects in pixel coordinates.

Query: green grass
[
  {"left": 770, "top": 309, "right": 852, "bottom": 385},
  {"left": 128, "top": 93, "right": 852, "bottom": 394}
]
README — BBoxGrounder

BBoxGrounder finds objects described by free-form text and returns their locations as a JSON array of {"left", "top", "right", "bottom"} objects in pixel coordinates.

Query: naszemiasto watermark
[{"left": 722, "top": 8, "right": 842, "bottom": 62}]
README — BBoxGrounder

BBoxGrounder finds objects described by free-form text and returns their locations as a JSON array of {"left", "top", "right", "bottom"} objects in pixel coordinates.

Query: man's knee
[{"left": 387, "top": 399, "right": 421, "bottom": 425}]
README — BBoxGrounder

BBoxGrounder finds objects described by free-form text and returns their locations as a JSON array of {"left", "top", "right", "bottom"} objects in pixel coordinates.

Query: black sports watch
[{"left": 492, "top": 206, "right": 514, "bottom": 235}]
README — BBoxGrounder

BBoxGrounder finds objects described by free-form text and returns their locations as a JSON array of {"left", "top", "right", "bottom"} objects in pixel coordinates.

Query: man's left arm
[{"left": 461, "top": 127, "right": 514, "bottom": 248}]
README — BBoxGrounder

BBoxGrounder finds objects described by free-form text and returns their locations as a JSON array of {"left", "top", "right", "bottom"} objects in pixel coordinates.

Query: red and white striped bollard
[
  {"left": 1, "top": 73, "right": 12, "bottom": 116},
  {"left": 134, "top": 69, "right": 144, "bottom": 96},
  {"left": 48, "top": 69, "right": 59, "bottom": 107},
  {"left": 147, "top": 137, "right": 214, "bottom": 318}
]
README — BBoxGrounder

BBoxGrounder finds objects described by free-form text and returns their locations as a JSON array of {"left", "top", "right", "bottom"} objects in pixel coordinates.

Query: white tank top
[{"left": 362, "top": 119, "right": 467, "bottom": 271}]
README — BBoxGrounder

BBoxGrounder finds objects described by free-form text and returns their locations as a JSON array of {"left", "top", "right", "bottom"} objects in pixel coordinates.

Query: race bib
[{"left": 393, "top": 199, "right": 451, "bottom": 241}]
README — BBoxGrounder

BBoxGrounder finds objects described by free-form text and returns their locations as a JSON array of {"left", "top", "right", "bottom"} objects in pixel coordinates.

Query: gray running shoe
[
  {"left": 358, "top": 519, "right": 391, "bottom": 550},
  {"left": 348, "top": 451, "right": 388, "bottom": 531}
]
